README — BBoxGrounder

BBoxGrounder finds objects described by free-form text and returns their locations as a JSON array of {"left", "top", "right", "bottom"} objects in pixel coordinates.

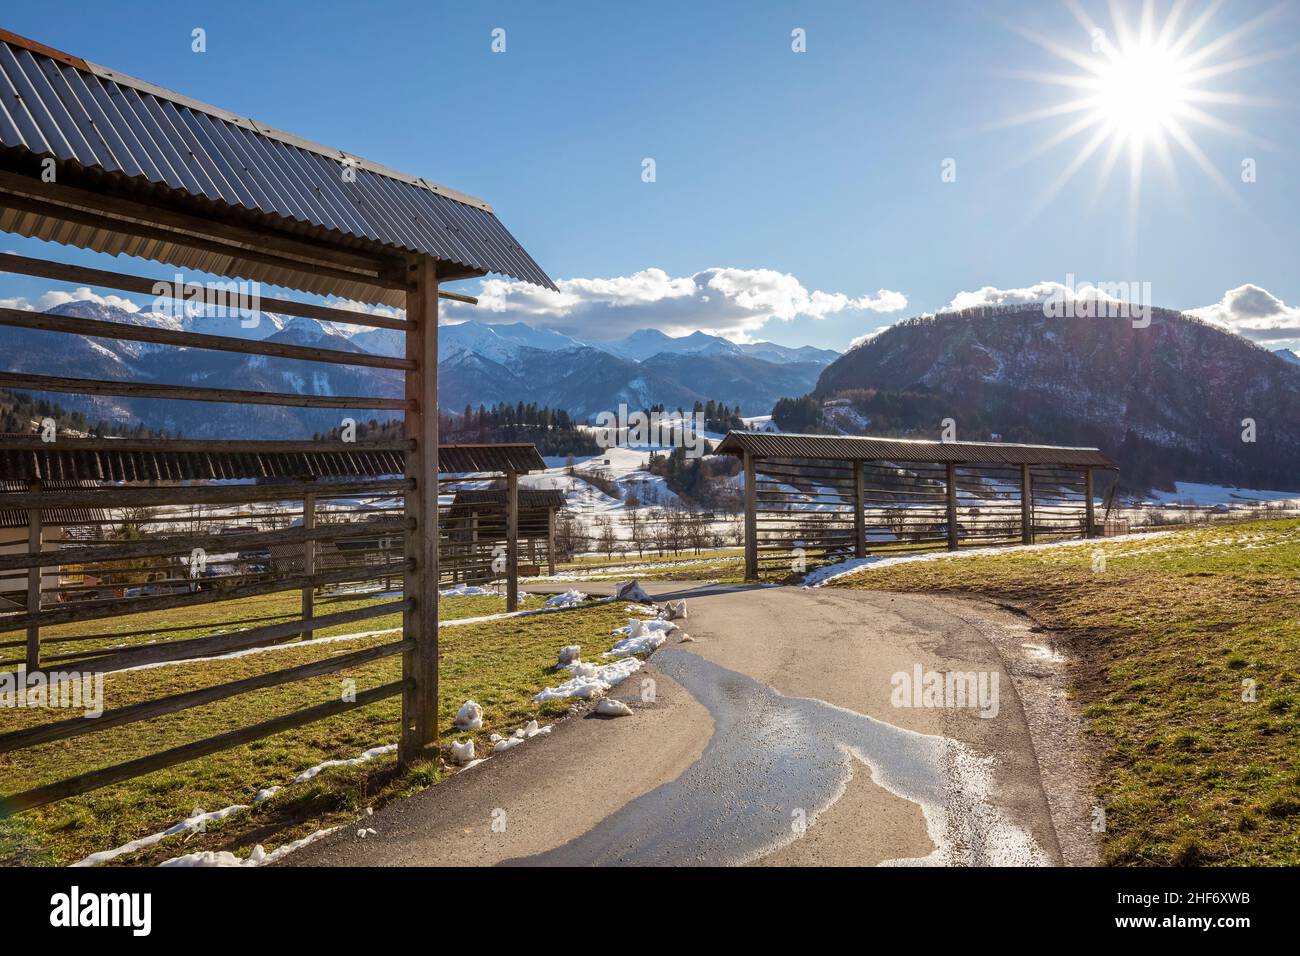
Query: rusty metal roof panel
[
  {"left": 0, "top": 33, "right": 555, "bottom": 304},
  {"left": 715, "top": 431, "right": 1116, "bottom": 468}
]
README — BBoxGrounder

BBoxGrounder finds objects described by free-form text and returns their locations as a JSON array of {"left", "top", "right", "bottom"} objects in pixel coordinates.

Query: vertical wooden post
[
  {"left": 945, "top": 463, "right": 959, "bottom": 551},
  {"left": 743, "top": 452, "right": 757, "bottom": 581},
  {"left": 1020, "top": 464, "right": 1034, "bottom": 545},
  {"left": 401, "top": 255, "right": 439, "bottom": 764},
  {"left": 852, "top": 460, "right": 866, "bottom": 559},
  {"left": 547, "top": 508, "right": 556, "bottom": 575},
  {"left": 1084, "top": 467, "right": 1096, "bottom": 539},
  {"left": 25, "top": 481, "right": 41, "bottom": 671},
  {"left": 301, "top": 485, "right": 315, "bottom": 640},
  {"left": 506, "top": 471, "right": 519, "bottom": 612}
]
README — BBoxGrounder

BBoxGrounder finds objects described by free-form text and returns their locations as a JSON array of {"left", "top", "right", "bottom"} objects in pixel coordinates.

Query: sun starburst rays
[{"left": 1001, "top": 0, "right": 1289, "bottom": 215}]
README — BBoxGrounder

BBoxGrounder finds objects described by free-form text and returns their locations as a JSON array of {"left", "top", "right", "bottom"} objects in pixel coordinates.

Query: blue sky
[{"left": 3, "top": 0, "right": 1298, "bottom": 351}]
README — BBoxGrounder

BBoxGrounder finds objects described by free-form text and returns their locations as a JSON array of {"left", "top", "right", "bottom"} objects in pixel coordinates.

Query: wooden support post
[
  {"left": 400, "top": 255, "right": 439, "bottom": 765},
  {"left": 547, "top": 509, "right": 556, "bottom": 575},
  {"left": 946, "top": 463, "right": 959, "bottom": 551},
  {"left": 1084, "top": 467, "right": 1096, "bottom": 539},
  {"left": 301, "top": 486, "right": 316, "bottom": 640},
  {"left": 743, "top": 452, "right": 758, "bottom": 581},
  {"left": 853, "top": 460, "right": 866, "bottom": 559},
  {"left": 25, "top": 481, "right": 41, "bottom": 671},
  {"left": 505, "top": 471, "right": 519, "bottom": 612},
  {"left": 1020, "top": 464, "right": 1034, "bottom": 545}
]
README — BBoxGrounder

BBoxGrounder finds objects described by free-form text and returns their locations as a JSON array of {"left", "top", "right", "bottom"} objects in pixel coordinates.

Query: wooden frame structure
[
  {"left": 442, "top": 486, "right": 566, "bottom": 597},
  {"left": 716, "top": 432, "right": 1117, "bottom": 580},
  {"left": 0, "top": 29, "right": 552, "bottom": 812}
]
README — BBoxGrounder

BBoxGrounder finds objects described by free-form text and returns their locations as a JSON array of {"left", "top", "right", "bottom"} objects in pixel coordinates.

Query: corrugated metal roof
[
  {"left": 0, "top": 440, "right": 546, "bottom": 481},
  {"left": 449, "top": 488, "right": 567, "bottom": 510},
  {"left": 438, "top": 444, "right": 546, "bottom": 475},
  {"left": 715, "top": 431, "right": 1117, "bottom": 467},
  {"left": 0, "top": 32, "right": 555, "bottom": 305},
  {"left": 0, "top": 477, "right": 106, "bottom": 527}
]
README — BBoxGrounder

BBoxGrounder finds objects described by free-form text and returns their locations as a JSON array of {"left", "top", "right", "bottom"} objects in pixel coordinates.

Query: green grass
[
  {"left": 550, "top": 548, "right": 747, "bottom": 582},
  {"left": 0, "top": 593, "right": 635, "bottom": 866},
  {"left": 829, "top": 518, "right": 1300, "bottom": 866}
]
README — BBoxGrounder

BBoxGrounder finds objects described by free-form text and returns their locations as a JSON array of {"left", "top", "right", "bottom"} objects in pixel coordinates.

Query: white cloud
[
  {"left": 446, "top": 267, "right": 907, "bottom": 341},
  {"left": 37, "top": 287, "right": 141, "bottom": 312},
  {"left": 1188, "top": 285, "right": 1300, "bottom": 344},
  {"left": 944, "top": 280, "right": 1124, "bottom": 312},
  {"left": 0, "top": 296, "right": 34, "bottom": 311}
]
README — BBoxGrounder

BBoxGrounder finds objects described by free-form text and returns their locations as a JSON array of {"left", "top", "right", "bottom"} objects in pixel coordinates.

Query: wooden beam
[
  {"left": 0, "top": 252, "right": 420, "bottom": 330},
  {"left": 743, "top": 452, "right": 758, "bottom": 581},
  {"left": 0, "top": 680, "right": 408, "bottom": 813},
  {"left": 946, "top": 463, "right": 959, "bottom": 551},
  {"left": 0, "top": 477, "right": 409, "bottom": 512},
  {"left": 1021, "top": 464, "right": 1034, "bottom": 545},
  {"left": 302, "top": 486, "right": 316, "bottom": 640},
  {"left": 0, "top": 371, "right": 410, "bottom": 411},
  {"left": 0, "top": 639, "right": 411, "bottom": 754},
  {"left": 0, "top": 436, "right": 411, "bottom": 453},
  {"left": 0, "top": 169, "right": 402, "bottom": 280},
  {"left": 506, "top": 470, "right": 519, "bottom": 612},
  {"left": 852, "top": 460, "right": 866, "bottom": 559},
  {"left": 1085, "top": 467, "right": 1096, "bottom": 539},
  {"left": 0, "top": 187, "right": 407, "bottom": 295},
  {"left": 25, "top": 482, "right": 40, "bottom": 670},
  {"left": 0, "top": 306, "right": 413, "bottom": 371},
  {"left": 400, "top": 255, "right": 439, "bottom": 764},
  {"left": 547, "top": 509, "right": 557, "bottom": 575}
]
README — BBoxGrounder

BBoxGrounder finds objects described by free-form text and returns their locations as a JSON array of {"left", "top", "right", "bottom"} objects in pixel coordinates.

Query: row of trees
[
  {"left": 554, "top": 504, "right": 744, "bottom": 560},
  {"left": 0, "top": 390, "right": 174, "bottom": 439}
]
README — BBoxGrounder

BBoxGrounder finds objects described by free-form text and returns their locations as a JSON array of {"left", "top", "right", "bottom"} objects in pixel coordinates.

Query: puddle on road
[{"left": 506, "top": 647, "right": 1049, "bottom": 867}]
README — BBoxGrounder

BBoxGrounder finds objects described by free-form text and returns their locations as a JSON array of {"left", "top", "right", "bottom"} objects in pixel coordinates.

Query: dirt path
[{"left": 285, "top": 582, "right": 1094, "bottom": 866}]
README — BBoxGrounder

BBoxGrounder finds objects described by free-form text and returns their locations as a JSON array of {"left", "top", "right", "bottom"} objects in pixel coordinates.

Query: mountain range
[
  {"left": 0, "top": 301, "right": 837, "bottom": 436},
  {"left": 802, "top": 304, "right": 1300, "bottom": 492}
]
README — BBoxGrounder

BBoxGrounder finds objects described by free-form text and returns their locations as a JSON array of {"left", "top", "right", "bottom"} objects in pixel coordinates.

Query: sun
[
  {"left": 998, "top": 0, "right": 1288, "bottom": 211},
  {"left": 1092, "top": 41, "right": 1191, "bottom": 147}
]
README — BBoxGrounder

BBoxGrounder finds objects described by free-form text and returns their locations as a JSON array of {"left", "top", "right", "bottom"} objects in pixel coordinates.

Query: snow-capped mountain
[
  {"left": 601, "top": 327, "right": 838, "bottom": 365},
  {"left": 1275, "top": 347, "right": 1300, "bottom": 366}
]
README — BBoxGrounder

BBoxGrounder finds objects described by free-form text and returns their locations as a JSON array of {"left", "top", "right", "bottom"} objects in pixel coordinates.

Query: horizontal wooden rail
[
  {"left": 0, "top": 437, "right": 413, "bottom": 453},
  {"left": 0, "top": 639, "right": 411, "bottom": 754},
  {"left": 0, "top": 477, "right": 410, "bottom": 511},
  {"left": 0, "top": 252, "right": 455, "bottom": 327},
  {"left": 0, "top": 516, "right": 413, "bottom": 572},
  {"left": 0, "top": 680, "right": 408, "bottom": 813},
  {"left": 32, "top": 599, "right": 410, "bottom": 675},
  {"left": 0, "top": 306, "right": 412, "bottom": 371},
  {"left": 1, "top": 561, "right": 411, "bottom": 632},
  {"left": 0, "top": 371, "right": 409, "bottom": 410}
]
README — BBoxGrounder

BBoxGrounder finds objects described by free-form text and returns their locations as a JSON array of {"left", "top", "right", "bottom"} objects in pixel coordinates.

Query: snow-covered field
[{"left": 1138, "top": 482, "right": 1300, "bottom": 507}]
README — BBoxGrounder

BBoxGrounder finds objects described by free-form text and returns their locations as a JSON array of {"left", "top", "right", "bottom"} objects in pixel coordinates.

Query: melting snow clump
[
  {"left": 455, "top": 700, "right": 484, "bottom": 730},
  {"left": 614, "top": 579, "right": 653, "bottom": 603},
  {"left": 594, "top": 698, "right": 634, "bottom": 717},
  {"left": 545, "top": 589, "right": 588, "bottom": 608},
  {"left": 450, "top": 739, "right": 476, "bottom": 765},
  {"left": 557, "top": 644, "right": 582, "bottom": 667},
  {"left": 605, "top": 618, "right": 677, "bottom": 656}
]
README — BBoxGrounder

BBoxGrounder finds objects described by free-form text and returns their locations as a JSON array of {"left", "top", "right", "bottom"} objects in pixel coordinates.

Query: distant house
[{"left": 0, "top": 480, "right": 107, "bottom": 609}]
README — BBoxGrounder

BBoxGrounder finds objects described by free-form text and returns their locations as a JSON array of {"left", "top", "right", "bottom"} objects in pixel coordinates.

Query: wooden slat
[
  {"left": 0, "top": 436, "right": 411, "bottom": 453},
  {"left": 3, "top": 561, "right": 410, "bottom": 632},
  {"left": 0, "top": 251, "right": 473, "bottom": 323},
  {"left": 0, "top": 515, "right": 412, "bottom": 572},
  {"left": 25, "top": 491, "right": 40, "bottom": 670},
  {"left": 0, "top": 306, "right": 412, "bottom": 371},
  {"left": 51, "top": 599, "right": 410, "bottom": 675},
  {"left": 0, "top": 371, "right": 408, "bottom": 410},
  {"left": 0, "top": 478, "right": 407, "bottom": 511},
  {"left": 0, "top": 680, "right": 408, "bottom": 813},
  {"left": 0, "top": 639, "right": 412, "bottom": 754}
]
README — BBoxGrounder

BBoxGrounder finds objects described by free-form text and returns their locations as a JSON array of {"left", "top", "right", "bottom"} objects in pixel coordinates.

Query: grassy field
[
  {"left": 828, "top": 517, "right": 1300, "bottom": 866},
  {"left": 545, "top": 548, "right": 747, "bottom": 582},
  {"left": 0, "top": 591, "right": 640, "bottom": 866}
]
